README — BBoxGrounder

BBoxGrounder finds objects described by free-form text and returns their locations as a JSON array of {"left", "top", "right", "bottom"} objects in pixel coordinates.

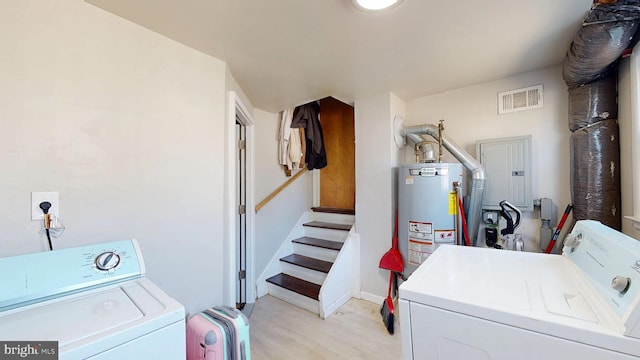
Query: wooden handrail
[{"left": 255, "top": 168, "right": 308, "bottom": 213}]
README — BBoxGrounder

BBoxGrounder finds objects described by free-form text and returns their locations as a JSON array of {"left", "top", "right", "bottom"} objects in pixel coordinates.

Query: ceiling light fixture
[{"left": 350, "top": 0, "right": 403, "bottom": 12}]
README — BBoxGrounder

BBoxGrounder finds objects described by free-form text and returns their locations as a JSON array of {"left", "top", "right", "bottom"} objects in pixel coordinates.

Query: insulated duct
[
  {"left": 563, "top": 2, "right": 640, "bottom": 87},
  {"left": 399, "top": 124, "right": 486, "bottom": 246},
  {"left": 568, "top": 75, "right": 618, "bottom": 131},
  {"left": 562, "top": 0, "right": 640, "bottom": 230},
  {"left": 571, "top": 119, "right": 621, "bottom": 228}
]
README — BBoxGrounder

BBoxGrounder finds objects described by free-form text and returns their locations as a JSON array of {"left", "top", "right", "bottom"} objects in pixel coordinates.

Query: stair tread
[
  {"left": 281, "top": 254, "right": 333, "bottom": 273},
  {"left": 266, "top": 273, "right": 320, "bottom": 300},
  {"left": 311, "top": 207, "right": 356, "bottom": 215},
  {"left": 292, "top": 236, "right": 343, "bottom": 251},
  {"left": 303, "top": 221, "right": 352, "bottom": 231}
]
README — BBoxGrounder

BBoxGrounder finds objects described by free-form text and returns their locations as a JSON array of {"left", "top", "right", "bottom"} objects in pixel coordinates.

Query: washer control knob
[
  {"left": 563, "top": 233, "right": 582, "bottom": 253},
  {"left": 611, "top": 276, "right": 630, "bottom": 294},
  {"left": 95, "top": 251, "right": 121, "bottom": 271}
]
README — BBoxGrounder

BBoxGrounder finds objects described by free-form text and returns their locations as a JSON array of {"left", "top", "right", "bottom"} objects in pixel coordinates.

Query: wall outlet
[
  {"left": 483, "top": 210, "right": 498, "bottom": 224},
  {"left": 31, "top": 192, "right": 59, "bottom": 221}
]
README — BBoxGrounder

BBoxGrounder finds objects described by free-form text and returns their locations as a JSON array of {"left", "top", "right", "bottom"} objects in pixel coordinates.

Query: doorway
[
  {"left": 236, "top": 120, "right": 247, "bottom": 309},
  {"left": 226, "top": 91, "right": 255, "bottom": 310},
  {"left": 316, "top": 97, "right": 355, "bottom": 212}
]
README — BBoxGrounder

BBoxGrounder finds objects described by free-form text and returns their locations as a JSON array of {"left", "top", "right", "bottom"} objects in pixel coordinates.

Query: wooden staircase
[{"left": 264, "top": 212, "right": 355, "bottom": 318}]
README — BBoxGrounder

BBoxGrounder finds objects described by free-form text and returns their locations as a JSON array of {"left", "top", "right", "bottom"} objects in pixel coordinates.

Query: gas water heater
[{"left": 398, "top": 163, "right": 464, "bottom": 277}]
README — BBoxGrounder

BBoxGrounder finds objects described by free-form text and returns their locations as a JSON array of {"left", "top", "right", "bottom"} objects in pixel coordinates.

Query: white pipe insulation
[{"left": 400, "top": 124, "right": 486, "bottom": 246}]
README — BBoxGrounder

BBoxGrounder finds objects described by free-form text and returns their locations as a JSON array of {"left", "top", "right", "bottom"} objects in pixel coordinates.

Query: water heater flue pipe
[{"left": 401, "top": 123, "right": 486, "bottom": 246}]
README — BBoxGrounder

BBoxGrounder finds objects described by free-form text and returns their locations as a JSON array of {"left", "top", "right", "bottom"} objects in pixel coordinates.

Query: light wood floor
[{"left": 249, "top": 295, "right": 402, "bottom": 359}]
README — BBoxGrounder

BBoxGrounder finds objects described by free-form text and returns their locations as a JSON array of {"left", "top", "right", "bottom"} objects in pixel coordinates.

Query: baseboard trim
[
  {"left": 357, "top": 291, "right": 385, "bottom": 306},
  {"left": 320, "top": 291, "right": 352, "bottom": 319}
]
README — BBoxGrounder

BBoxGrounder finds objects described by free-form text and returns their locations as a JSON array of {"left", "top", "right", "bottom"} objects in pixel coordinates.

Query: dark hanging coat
[{"left": 290, "top": 102, "right": 327, "bottom": 170}]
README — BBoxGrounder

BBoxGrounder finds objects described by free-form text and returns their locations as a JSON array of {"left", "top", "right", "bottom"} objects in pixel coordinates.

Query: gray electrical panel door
[{"left": 476, "top": 135, "right": 532, "bottom": 211}]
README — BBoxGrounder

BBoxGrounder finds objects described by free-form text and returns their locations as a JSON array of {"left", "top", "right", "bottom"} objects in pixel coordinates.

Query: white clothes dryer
[
  {"left": 0, "top": 240, "right": 186, "bottom": 359},
  {"left": 399, "top": 220, "right": 640, "bottom": 359}
]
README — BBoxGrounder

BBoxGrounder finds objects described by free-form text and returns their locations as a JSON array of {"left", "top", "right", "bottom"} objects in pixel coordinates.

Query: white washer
[
  {"left": 399, "top": 220, "right": 640, "bottom": 359},
  {"left": 0, "top": 240, "right": 186, "bottom": 359}
]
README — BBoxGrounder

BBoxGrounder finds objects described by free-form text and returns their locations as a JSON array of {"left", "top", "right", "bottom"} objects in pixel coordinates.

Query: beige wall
[
  {"left": 4, "top": 1, "right": 637, "bottom": 312},
  {"left": 405, "top": 66, "right": 573, "bottom": 250},
  {"left": 355, "top": 66, "right": 635, "bottom": 299},
  {"left": 0, "top": 0, "right": 229, "bottom": 314},
  {"left": 354, "top": 92, "right": 400, "bottom": 300},
  {"left": 252, "top": 108, "right": 313, "bottom": 278},
  {"left": 353, "top": 68, "right": 573, "bottom": 299}
]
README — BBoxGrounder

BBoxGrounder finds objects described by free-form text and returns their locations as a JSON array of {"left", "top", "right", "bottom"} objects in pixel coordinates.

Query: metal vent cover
[{"left": 498, "top": 84, "right": 543, "bottom": 114}]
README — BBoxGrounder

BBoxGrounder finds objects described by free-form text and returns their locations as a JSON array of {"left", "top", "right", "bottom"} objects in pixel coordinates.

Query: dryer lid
[{"left": 398, "top": 243, "right": 623, "bottom": 331}]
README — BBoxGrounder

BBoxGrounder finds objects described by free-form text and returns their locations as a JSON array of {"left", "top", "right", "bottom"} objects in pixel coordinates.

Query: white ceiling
[{"left": 87, "top": 0, "right": 593, "bottom": 112}]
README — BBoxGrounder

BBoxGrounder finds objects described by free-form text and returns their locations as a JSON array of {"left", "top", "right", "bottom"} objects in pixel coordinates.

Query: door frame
[{"left": 225, "top": 91, "right": 255, "bottom": 307}]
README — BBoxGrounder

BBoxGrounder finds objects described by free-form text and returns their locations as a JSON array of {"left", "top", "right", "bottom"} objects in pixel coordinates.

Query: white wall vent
[{"left": 498, "top": 84, "right": 543, "bottom": 114}]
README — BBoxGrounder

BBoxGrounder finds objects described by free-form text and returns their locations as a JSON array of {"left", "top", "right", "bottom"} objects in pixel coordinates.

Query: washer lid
[
  {"left": 0, "top": 287, "right": 142, "bottom": 346},
  {"left": 399, "top": 244, "right": 640, "bottom": 356},
  {"left": 0, "top": 240, "right": 144, "bottom": 312},
  {"left": 399, "top": 244, "right": 617, "bottom": 326}
]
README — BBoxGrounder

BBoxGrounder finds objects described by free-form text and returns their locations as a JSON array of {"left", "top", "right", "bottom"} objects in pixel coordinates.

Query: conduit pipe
[{"left": 400, "top": 124, "right": 486, "bottom": 246}]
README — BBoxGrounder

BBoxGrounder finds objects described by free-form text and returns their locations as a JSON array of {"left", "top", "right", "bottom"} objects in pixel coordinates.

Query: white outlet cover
[{"left": 31, "top": 192, "right": 59, "bottom": 220}]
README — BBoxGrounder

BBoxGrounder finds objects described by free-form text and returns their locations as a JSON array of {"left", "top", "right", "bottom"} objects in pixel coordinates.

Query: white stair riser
[
  {"left": 293, "top": 244, "right": 339, "bottom": 262},
  {"left": 312, "top": 212, "right": 355, "bottom": 224},
  {"left": 303, "top": 227, "right": 349, "bottom": 242},
  {"left": 267, "top": 283, "right": 319, "bottom": 315},
  {"left": 281, "top": 262, "right": 327, "bottom": 285}
]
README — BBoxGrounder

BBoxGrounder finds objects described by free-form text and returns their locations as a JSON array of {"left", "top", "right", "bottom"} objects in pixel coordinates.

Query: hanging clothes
[
  {"left": 279, "top": 108, "right": 305, "bottom": 173},
  {"left": 278, "top": 108, "right": 293, "bottom": 168},
  {"left": 291, "top": 102, "right": 327, "bottom": 170},
  {"left": 298, "top": 127, "right": 306, "bottom": 168},
  {"left": 288, "top": 124, "right": 303, "bottom": 169}
]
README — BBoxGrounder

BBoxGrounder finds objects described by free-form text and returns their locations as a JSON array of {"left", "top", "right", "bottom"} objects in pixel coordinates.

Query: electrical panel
[{"left": 476, "top": 136, "right": 533, "bottom": 211}]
